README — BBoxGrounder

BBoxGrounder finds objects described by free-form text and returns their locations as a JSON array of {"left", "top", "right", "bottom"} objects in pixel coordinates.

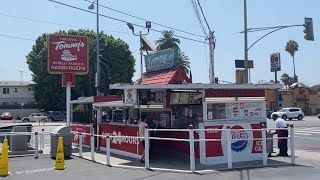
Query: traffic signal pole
[{"left": 244, "top": 0, "right": 249, "bottom": 84}]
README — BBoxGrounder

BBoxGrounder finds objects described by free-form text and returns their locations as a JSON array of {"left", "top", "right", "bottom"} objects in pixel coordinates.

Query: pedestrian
[
  {"left": 272, "top": 114, "right": 289, "bottom": 157},
  {"left": 139, "top": 115, "right": 148, "bottom": 163}
]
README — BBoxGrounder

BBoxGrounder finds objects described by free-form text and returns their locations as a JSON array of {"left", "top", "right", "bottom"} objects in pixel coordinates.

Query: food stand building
[{"left": 71, "top": 48, "right": 280, "bottom": 165}]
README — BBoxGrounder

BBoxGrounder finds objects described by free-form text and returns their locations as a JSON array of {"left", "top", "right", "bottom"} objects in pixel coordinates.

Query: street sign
[
  {"left": 270, "top": 53, "right": 281, "bottom": 72},
  {"left": 235, "top": 60, "right": 254, "bottom": 68},
  {"left": 62, "top": 73, "right": 76, "bottom": 87},
  {"left": 48, "top": 35, "right": 89, "bottom": 75}
]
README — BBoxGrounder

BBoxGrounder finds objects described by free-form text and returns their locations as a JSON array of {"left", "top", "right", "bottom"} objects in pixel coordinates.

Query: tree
[
  {"left": 281, "top": 73, "right": 294, "bottom": 90},
  {"left": 26, "top": 29, "right": 135, "bottom": 111},
  {"left": 155, "top": 30, "right": 190, "bottom": 75},
  {"left": 155, "top": 30, "right": 180, "bottom": 51},
  {"left": 285, "top": 40, "right": 299, "bottom": 83}
]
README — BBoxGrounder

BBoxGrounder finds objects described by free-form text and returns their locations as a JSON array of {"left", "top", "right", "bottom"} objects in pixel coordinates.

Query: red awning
[{"left": 141, "top": 67, "right": 191, "bottom": 85}]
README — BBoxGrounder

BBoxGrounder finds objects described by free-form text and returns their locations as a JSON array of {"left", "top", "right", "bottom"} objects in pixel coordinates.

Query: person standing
[
  {"left": 272, "top": 114, "right": 289, "bottom": 157},
  {"left": 139, "top": 116, "right": 148, "bottom": 163}
]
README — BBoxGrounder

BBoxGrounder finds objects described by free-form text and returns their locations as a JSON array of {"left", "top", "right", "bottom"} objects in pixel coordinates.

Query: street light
[
  {"left": 88, "top": 0, "right": 100, "bottom": 96},
  {"left": 127, "top": 21, "right": 151, "bottom": 80}
]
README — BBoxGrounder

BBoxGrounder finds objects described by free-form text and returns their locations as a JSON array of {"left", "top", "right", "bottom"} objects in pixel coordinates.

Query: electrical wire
[
  {"left": 0, "top": 13, "right": 131, "bottom": 34},
  {"left": 48, "top": 0, "right": 207, "bottom": 44},
  {"left": 196, "top": 0, "right": 211, "bottom": 32},
  {"left": 0, "top": 34, "right": 36, "bottom": 41},
  {"left": 83, "top": 0, "right": 206, "bottom": 38},
  {"left": 190, "top": 0, "right": 208, "bottom": 37}
]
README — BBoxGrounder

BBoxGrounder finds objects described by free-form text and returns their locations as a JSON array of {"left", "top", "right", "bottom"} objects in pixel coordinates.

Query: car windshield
[{"left": 278, "top": 109, "right": 288, "bottom": 112}]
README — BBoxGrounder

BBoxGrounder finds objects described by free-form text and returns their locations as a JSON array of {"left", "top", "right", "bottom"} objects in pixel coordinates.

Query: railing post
[
  {"left": 79, "top": 133, "right": 83, "bottom": 158},
  {"left": 262, "top": 125, "right": 267, "bottom": 166},
  {"left": 226, "top": 126, "right": 232, "bottom": 169},
  {"left": 290, "top": 124, "right": 295, "bottom": 164},
  {"left": 91, "top": 133, "right": 95, "bottom": 162},
  {"left": 35, "top": 132, "right": 39, "bottom": 159},
  {"left": 106, "top": 135, "right": 111, "bottom": 166},
  {"left": 41, "top": 129, "right": 45, "bottom": 149},
  {"left": 189, "top": 124, "right": 195, "bottom": 173},
  {"left": 144, "top": 124, "right": 150, "bottom": 169}
]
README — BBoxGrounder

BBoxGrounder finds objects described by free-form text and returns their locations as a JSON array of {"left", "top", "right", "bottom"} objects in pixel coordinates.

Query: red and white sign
[
  {"left": 71, "top": 123, "right": 91, "bottom": 146},
  {"left": 62, "top": 73, "right": 76, "bottom": 87},
  {"left": 99, "top": 124, "right": 143, "bottom": 156},
  {"left": 48, "top": 35, "right": 89, "bottom": 74}
]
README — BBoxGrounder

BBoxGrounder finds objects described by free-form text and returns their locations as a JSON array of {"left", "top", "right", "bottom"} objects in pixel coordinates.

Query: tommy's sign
[
  {"left": 101, "top": 132, "right": 139, "bottom": 145},
  {"left": 48, "top": 35, "right": 89, "bottom": 74},
  {"left": 145, "top": 48, "right": 179, "bottom": 73}
]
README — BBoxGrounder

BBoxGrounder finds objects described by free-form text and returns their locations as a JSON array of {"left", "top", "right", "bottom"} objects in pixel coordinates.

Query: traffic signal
[{"left": 304, "top": 17, "right": 314, "bottom": 41}]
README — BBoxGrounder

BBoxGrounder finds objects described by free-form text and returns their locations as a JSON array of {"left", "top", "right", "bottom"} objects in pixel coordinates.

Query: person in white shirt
[
  {"left": 272, "top": 114, "right": 289, "bottom": 157},
  {"left": 139, "top": 116, "right": 148, "bottom": 163}
]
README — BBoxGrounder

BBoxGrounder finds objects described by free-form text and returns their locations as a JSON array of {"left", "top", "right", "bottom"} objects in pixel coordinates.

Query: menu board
[{"left": 225, "top": 102, "right": 263, "bottom": 119}]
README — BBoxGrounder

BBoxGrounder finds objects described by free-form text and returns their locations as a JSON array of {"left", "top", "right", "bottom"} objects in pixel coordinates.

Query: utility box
[
  {"left": 10, "top": 126, "right": 28, "bottom": 152},
  {"left": 267, "top": 133, "right": 274, "bottom": 155},
  {"left": 50, "top": 126, "right": 72, "bottom": 158}
]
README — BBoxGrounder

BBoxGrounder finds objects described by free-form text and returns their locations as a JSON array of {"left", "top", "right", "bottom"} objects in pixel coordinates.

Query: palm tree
[
  {"left": 285, "top": 40, "right": 299, "bottom": 83},
  {"left": 155, "top": 30, "right": 190, "bottom": 75},
  {"left": 155, "top": 30, "right": 180, "bottom": 51},
  {"left": 179, "top": 52, "right": 191, "bottom": 75},
  {"left": 281, "top": 73, "right": 294, "bottom": 90}
]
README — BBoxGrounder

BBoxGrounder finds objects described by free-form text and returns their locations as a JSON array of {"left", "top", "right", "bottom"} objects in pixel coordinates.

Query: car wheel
[
  {"left": 282, "top": 115, "right": 287, "bottom": 120},
  {"left": 298, "top": 115, "right": 303, "bottom": 120},
  {"left": 23, "top": 118, "right": 29, "bottom": 122}
]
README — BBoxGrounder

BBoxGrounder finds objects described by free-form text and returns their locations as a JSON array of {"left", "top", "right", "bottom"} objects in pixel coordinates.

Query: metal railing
[{"left": 72, "top": 124, "right": 296, "bottom": 173}]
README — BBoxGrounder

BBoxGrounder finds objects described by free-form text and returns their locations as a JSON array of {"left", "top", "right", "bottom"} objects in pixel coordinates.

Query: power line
[
  {"left": 0, "top": 34, "right": 36, "bottom": 41},
  {"left": 196, "top": 0, "right": 211, "bottom": 32},
  {"left": 48, "top": 0, "right": 207, "bottom": 44},
  {"left": 190, "top": 0, "right": 208, "bottom": 37},
  {"left": 0, "top": 13, "right": 130, "bottom": 34},
  {"left": 83, "top": 0, "right": 206, "bottom": 38}
]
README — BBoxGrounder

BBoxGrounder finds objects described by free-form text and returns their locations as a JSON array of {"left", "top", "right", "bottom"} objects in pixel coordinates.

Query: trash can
[
  {"left": 267, "top": 133, "right": 274, "bottom": 155},
  {"left": 51, "top": 126, "right": 72, "bottom": 158}
]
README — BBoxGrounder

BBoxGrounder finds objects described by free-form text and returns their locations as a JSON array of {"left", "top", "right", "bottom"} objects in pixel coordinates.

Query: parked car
[
  {"left": 271, "top": 107, "right": 304, "bottom": 120},
  {"left": 266, "top": 109, "right": 273, "bottom": 119},
  {"left": 45, "top": 111, "right": 66, "bottom": 121},
  {"left": 318, "top": 114, "right": 320, "bottom": 119},
  {"left": 22, "top": 113, "right": 48, "bottom": 122},
  {"left": 0, "top": 112, "right": 13, "bottom": 120}
]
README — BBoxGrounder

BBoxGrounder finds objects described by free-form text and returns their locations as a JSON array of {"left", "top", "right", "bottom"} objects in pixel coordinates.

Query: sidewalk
[{"left": 71, "top": 147, "right": 318, "bottom": 173}]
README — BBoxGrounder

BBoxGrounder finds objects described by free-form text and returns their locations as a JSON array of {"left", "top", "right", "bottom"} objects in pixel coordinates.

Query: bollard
[
  {"left": 262, "top": 127, "right": 267, "bottom": 166},
  {"left": 35, "top": 132, "right": 39, "bottom": 159},
  {"left": 90, "top": 134, "right": 95, "bottom": 162},
  {"left": 41, "top": 129, "right": 45, "bottom": 149},
  {"left": 144, "top": 124, "right": 150, "bottom": 169},
  {"left": 106, "top": 136, "right": 111, "bottom": 166},
  {"left": 189, "top": 125, "right": 195, "bottom": 173},
  {"left": 79, "top": 133, "right": 83, "bottom": 158},
  {"left": 226, "top": 126, "right": 232, "bottom": 169},
  {"left": 290, "top": 124, "right": 295, "bottom": 164}
]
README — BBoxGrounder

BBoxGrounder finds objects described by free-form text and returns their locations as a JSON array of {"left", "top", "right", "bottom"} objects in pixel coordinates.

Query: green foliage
[
  {"left": 155, "top": 30, "right": 191, "bottom": 75},
  {"left": 26, "top": 29, "right": 135, "bottom": 111},
  {"left": 281, "top": 73, "right": 294, "bottom": 89},
  {"left": 285, "top": 40, "right": 299, "bottom": 83}
]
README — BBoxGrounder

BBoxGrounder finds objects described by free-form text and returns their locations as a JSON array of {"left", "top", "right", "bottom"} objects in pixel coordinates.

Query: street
[{"left": 267, "top": 115, "right": 320, "bottom": 150}]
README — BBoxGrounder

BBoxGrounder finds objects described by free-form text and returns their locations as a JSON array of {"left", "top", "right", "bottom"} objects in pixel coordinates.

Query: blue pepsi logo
[{"left": 231, "top": 125, "right": 248, "bottom": 152}]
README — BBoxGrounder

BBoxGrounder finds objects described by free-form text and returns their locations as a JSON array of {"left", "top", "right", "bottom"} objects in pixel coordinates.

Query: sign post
[
  {"left": 270, "top": 53, "right": 281, "bottom": 111},
  {"left": 48, "top": 35, "right": 89, "bottom": 126}
]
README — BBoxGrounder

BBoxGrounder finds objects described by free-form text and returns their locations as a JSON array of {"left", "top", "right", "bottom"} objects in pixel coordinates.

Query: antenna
[{"left": 19, "top": 70, "right": 26, "bottom": 84}]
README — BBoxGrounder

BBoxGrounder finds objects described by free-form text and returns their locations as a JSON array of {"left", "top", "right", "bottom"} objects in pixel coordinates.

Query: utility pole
[
  {"left": 18, "top": 70, "right": 25, "bottom": 85},
  {"left": 96, "top": 0, "right": 100, "bottom": 96},
  {"left": 244, "top": 0, "right": 249, "bottom": 84},
  {"left": 208, "top": 31, "right": 215, "bottom": 83}
]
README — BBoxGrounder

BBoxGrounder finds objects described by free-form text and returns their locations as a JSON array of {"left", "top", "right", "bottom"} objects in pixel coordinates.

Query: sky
[{"left": 1, "top": 0, "right": 320, "bottom": 86}]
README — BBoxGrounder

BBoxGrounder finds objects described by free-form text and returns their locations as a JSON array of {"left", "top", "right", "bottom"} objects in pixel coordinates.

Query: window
[
  {"left": 14, "top": 88, "right": 17, "bottom": 92},
  {"left": 207, "top": 103, "right": 226, "bottom": 120},
  {"left": 2, "top": 88, "right": 9, "bottom": 94},
  {"left": 289, "top": 109, "right": 300, "bottom": 112}
]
